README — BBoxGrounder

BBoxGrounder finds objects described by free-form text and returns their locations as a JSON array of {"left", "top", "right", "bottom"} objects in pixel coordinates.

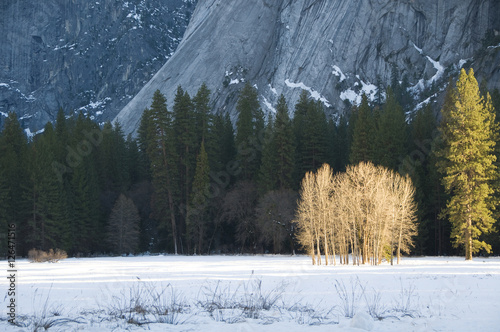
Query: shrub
[{"left": 28, "top": 249, "right": 68, "bottom": 263}]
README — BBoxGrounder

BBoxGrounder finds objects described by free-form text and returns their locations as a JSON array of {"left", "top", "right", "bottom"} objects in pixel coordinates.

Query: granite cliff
[
  {"left": 115, "top": 0, "right": 500, "bottom": 135},
  {"left": 0, "top": 0, "right": 196, "bottom": 133}
]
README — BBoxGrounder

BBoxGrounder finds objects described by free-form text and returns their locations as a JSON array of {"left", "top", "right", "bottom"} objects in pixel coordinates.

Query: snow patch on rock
[
  {"left": 262, "top": 96, "right": 277, "bottom": 114},
  {"left": 285, "top": 79, "right": 331, "bottom": 107},
  {"left": 332, "top": 65, "right": 346, "bottom": 82}
]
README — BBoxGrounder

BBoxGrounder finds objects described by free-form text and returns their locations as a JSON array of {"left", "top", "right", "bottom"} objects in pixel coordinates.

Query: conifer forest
[{"left": 1, "top": 68, "right": 499, "bottom": 261}]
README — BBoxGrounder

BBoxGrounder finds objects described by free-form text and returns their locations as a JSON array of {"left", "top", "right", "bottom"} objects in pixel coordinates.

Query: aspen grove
[{"left": 294, "top": 162, "right": 418, "bottom": 265}]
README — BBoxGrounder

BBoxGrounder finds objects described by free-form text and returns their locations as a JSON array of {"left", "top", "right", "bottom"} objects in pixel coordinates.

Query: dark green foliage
[
  {"left": 0, "top": 113, "right": 30, "bottom": 255},
  {"left": 292, "top": 91, "right": 328, "bottom": 186},
  {"left": 193, "top": 83, "right": 212, "bottom": 144},
  {"left": 258, "top": 115, "right": 277, "bottom": 193},
  {"left": 375, "top": 87, "right": 408, "bottom": 170},
  {"left": 4, "top": 71, "right": 499, "bottom": 257},
  {"left": 188, "top": 142, "right": 210, "bottom": 254},
  {"left": 349, "top": 94, "right": 376, "bottom": 165},
  {"left": 331, "top": 114, "right": 350, "bottom": 172},
  {"left": 142, "top": 90, "right": 180, "bottom": 254},
  {"left": 26, "top": 123, "right": 68, "bottom": 252},
  {"left": 260, "top": 95, "right": 296, "bottom": 192},
  {"left": 235, "top": 82, "right": 264, "bottom": 181}
]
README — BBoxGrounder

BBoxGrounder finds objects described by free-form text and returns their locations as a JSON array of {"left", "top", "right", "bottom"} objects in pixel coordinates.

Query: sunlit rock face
[{"left": 116, "top": 0, "right": 500, "bottom": 136}]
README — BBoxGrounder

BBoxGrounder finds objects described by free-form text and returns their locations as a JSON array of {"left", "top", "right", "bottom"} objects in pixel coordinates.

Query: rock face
[
  {"left": 0, "top": 0, "right": 196, "bottom": 132},
  {"left": 115, "top": 0, "right": 500, "bottom": 135}
]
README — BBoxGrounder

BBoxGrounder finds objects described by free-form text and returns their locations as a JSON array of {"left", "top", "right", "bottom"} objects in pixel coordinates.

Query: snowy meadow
[{"left": 2, "top": 255, "right": 500, "bottom": 331}]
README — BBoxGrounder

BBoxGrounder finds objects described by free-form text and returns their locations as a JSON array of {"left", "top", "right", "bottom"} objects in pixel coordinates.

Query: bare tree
[
  {"left": 294, "top": 162, "right": 418, "bottom": 265},
  {"left": 107, "top": 194, "right": 140, "bottom": 254},
  {"left": 255, "top": 189, "right": 297, "bottom": 254},
  {"left": 221, "top": 181, "right": 259, "bottom": 253},
  {"left": 295, "top": 171, "right": 319, "bottom": 264}
]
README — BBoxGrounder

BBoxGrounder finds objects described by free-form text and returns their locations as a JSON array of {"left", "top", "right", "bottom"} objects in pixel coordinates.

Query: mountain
[
  {"left": 0, "top": 0, "right": 197, "bottom": 134},
  {"left": 115, "top": 0, "right": 500, "bottom": 135}
]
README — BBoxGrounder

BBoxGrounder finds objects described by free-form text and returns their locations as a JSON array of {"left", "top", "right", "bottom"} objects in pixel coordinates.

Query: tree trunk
[
  {"left": 161, "top": 137, "right": 178, "bottom": 255},
  {"left": 466, "top": 216, "right": 473, "bottom": 260}
]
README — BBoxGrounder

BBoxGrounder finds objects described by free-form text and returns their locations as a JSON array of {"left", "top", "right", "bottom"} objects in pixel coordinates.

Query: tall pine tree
[
  {"left": 142, "top": 90, "right": 180, "bottom": 254},
  {"left": 437, "top": 68, "right": 497, "bottom": 260},
  {"left": 349, "top": 94, "right": 375, "bottom": 165},
  {"left": 188, "top": 141, "right": 210, "bottom": 254},
  {"left": 0, "top": 113, "right": 30, "bottom": 254},
  {"left": 235, "top": 82, "right": 264, "bottom": 181},
  {"left": 376, "top": 87, "right": 407, "bottom": 170}
]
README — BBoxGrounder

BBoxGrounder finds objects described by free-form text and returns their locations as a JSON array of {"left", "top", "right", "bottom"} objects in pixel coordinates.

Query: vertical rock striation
[
  {"left": 0, "top": 0, "right": 196, "bottom": 132},
  {"left": 116, "top": 0, "right": 500, "bottom": 135}
]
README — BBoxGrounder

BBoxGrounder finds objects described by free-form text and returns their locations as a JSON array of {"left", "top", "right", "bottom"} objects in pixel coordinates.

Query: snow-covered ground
[{"left": 2, "top": 255, "right": 500, "bottom": 331}]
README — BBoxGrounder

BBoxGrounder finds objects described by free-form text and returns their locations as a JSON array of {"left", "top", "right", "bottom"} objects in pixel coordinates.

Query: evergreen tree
[
  {"left": 258, "top": 114, "right": 277, "bottom": 193},
  {"left": 173, "top": 86, "right": 196, "bottom": 249},
  {"left": 0, "top": 113, "right": 30, "bottom": 254},
  {"left": 332, "top": 114, "right": 350, "bottom": 172},
  {"left": 292, "top": 91, "right": 310, "bottom": 186},
  {"left": 98, "top": 121, "right": 130, "bottom": 193},
  {"left": 273, "top": 95, "right": 295, "bottom": 190},
  {"left": 188, "top": 141, "right": 210, "bottom": 254},
  {"left": 293, "top": 92, "right": 328, "bottom": 184},
  {"left": 403, "top": 105, "right": 448, "bottom": 255},
  {"left": 26, "top": 123, "right": 69, "bottom": 251},
  {"left": 349, "top": 94, "right": 375, "bottom": 165},
  {"left": 193, "top": 83, "right": 212, "bottom": 144},
  {"left": 67, "top": 114, "right": 101, "bottom": 254},
  {"left": 137, "top": 108, "right": 153, "bottom": 179},
  {"left": 376, "top": 87, "right": 407, "bottom": 170},
  {"left": 437, "top": 68, "right": 497, "bottom": 260},
  {"left": 143, "top": 90, "right": 180, "bottom": 254},
  {"left": 126, "top": 134, "right": 142, "bottom": 184},
  {"left": 235, "top": 82, "right": 264, "bottom": 181}
]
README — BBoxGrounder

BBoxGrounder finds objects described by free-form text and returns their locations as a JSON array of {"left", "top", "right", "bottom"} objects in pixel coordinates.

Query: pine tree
[
  {"left": 143, "top": 90, "right": 180, "bottom": 254},
  {"left": 273, "top": 95, "right": 295, "bottom": 190},
  {"left": 173, "top": 86, "right": 196, "bottom": 249},
  {"left": 67, "top": 114, "right": 101, "bottom": 254},
  {"left": 26, "top": 123, "right": 69, "bottom": 251},
  {"left": 292, "top": 91, "right": 310, "bottom": 186},
  {"left": 332, "top": 114, "right": 349, "bottom": 172},
  {"left": 188, "top": 141, "right": 210, "bottom": 254},
  {"left": 349, "top": 94, "right": 375, "bottom": 165},
  {"left": 437, "top": 68, "right": 497, "bottom": 260},
  {"left": 293, "top": 93, "right": 328, "bottom": 184},
  {"left": 98, "top": 121, "right": 130, "bottom": 192},
  {"left": 193, "top": 83, "right": 212, "bottom": 145},
  {"left": 376, "top": 87, "right": 407, "bottom": 170},
  {"left": 0, "top": 113, "right": 30, "bottom": 254},
  {"left": 258, "top": 114, "right": 277, "bottom": 193},
  {"left": 235, "top": 82, "right": 264, "bottom": 181}
]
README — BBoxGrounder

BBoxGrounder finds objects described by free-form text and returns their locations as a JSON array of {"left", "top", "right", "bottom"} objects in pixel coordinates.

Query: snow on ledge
[
  {"left": 285, "top": 79, "right": 331, "bottom": 108},
  {"left": 262, "top": 96, "right": 277, "bottom": 114},
  {"left": 25, "top": 127, "right": 45, "bottom": 138},
  {"left": 332, "top": 65, "right": 346, "bottom": 82},
  {"left": 340, "top": 77, "right": 379, "bottom": 106}
]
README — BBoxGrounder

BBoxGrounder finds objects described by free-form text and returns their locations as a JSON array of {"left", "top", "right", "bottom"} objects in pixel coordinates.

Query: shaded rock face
[
  {"left": 0, "top": 0, "right": 196, "bottom": 132},
  {"left": 116, "top": 0, "right": 500, "bottom": 135}
]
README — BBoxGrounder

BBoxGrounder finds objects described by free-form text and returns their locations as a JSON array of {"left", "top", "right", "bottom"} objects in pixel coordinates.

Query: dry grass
[{"left": 28, "top": 249, "right": 68, "bottom": 263}]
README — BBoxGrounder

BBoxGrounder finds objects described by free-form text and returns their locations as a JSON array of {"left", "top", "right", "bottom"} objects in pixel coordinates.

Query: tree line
[{"left": 0, "top": 68, "right": 499, "bottom": 259}]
